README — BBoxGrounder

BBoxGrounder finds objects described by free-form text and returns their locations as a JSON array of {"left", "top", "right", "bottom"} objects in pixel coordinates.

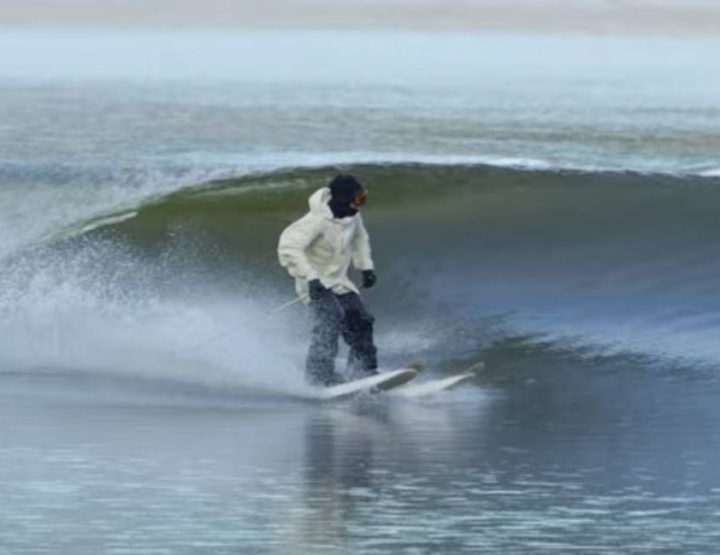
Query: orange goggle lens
[{"left": 353, "top": 191, "right": 368, "bottom": 207}]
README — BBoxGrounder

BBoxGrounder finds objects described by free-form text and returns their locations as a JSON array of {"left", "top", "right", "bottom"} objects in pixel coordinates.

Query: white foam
[
  {"left": 699, "top": 167, "right": 720, "bottom": 177},
  {"left": 0, "top": 163, "right": 244, "bottom": 260},
  {"left": 0, "top": 241, "right": 309, "bottom": 398}
]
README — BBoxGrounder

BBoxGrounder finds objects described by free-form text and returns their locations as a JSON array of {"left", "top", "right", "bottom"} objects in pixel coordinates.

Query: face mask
[{"left": 329, "top": 188, "right": 367, "bottom": 218}]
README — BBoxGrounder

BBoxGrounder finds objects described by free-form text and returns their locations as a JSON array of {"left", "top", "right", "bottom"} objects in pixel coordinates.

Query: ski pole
[{"left": 271, "top": 296, "right": 304, "bottom": 313}]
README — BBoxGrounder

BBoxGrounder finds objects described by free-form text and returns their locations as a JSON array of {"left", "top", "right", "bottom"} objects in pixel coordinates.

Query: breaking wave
[{"left": 3, "top": 161, "right": 720, "bottom": 396}]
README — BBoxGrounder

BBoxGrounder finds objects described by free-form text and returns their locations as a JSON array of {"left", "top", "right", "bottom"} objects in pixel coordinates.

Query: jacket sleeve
[
  {"left": 351, "top": 215, "right": 374, "bottom": 271},
  {"left": 277, "top": 214, "right": 323, "bottom": 281}
]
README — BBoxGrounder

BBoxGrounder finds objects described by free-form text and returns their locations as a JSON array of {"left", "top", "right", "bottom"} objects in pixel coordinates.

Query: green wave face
[{"left": 84, "top": 162, "right": 720, "bottom": 286}]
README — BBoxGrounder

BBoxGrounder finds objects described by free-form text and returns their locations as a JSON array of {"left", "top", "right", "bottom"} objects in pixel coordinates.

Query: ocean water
[{"left": 2, "top": 31, "right": 720, "bottom": 553}]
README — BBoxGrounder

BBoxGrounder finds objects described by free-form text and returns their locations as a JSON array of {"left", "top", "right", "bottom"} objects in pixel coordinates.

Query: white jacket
[{"left": 278, "top": 187, "right": 374, "bottom": 300}]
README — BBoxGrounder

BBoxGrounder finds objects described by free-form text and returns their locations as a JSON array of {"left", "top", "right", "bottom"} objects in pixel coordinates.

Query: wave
[
  {"left": 4, "top": 150, "right": 719, "bottom": 258},
  {"left": 3, "top": 161, "right": 720, "bottom": 393}
]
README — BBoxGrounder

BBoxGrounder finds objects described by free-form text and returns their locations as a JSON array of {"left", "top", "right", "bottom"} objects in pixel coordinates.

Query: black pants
[{"left": 306, "top": 291, "right": 378, "bottom": 385}]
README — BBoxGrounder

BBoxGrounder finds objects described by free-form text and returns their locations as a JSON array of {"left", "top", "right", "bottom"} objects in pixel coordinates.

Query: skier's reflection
[{"left": 296, "top": 404, "right": 389, "bottom": 549}]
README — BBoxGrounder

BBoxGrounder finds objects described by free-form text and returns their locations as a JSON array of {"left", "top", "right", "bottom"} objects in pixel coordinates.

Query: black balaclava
[{"left": 327, "top": 174, "right": 364, "bottom": 219}]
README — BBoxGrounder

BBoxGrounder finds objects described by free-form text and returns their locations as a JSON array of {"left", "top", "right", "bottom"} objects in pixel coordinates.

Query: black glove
[
  {"left": 308, "top": 279, "right": 327, "bottom": 301},
  {"left": 361, "top": 269, "right": 377, "bottom": 289}
]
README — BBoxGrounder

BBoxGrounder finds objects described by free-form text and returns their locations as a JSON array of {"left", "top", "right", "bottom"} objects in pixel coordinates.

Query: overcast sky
[{"left": 1, "top": 0, "right": 719, "bottom": 35}]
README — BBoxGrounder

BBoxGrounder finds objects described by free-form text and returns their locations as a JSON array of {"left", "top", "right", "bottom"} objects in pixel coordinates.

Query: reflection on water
[
  {"left": 298, "top": 408, "right": 376, "bottom": 548},
  {"left": 1, "top": 367, "right": 720, "bottom": 554}
]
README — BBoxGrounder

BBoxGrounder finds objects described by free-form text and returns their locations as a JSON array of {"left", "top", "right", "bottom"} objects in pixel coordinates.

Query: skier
[{"left": 278, "top": 174, "right": 378, "bottom": 386}]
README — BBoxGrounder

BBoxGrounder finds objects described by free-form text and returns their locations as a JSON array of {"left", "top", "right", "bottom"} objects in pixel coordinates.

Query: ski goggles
[{"left": 351, "top": 191, "right": 368, "bottom": 208}]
